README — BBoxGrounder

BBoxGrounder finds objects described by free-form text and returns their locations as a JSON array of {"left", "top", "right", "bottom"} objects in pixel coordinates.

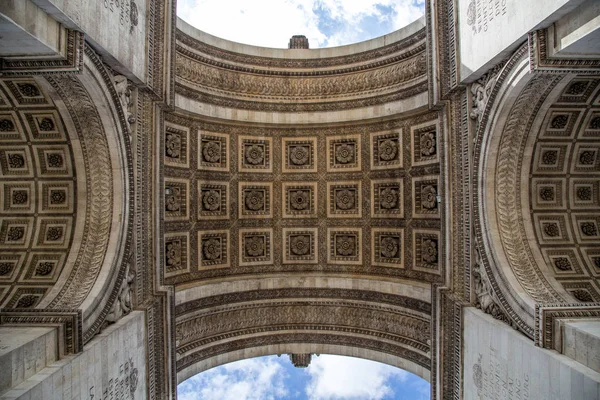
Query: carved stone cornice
[
  {"left": 0, "top": 308, "right": 82, "bottom": 354},
  {"left": 176, "top": 332, "right": 431, "bottom": 373},
  {"left": 535, "top": 303, "right": 600, "bottom": 350},
  {"left": 175, "top": 288, "right": 431, "bottom": 316},
  {"left": 175, "top": 80, "right": 428, "bottom": 113},
  {"left": 175, "top": 52, "right": 427, "bottom": 103},
  {"left": 176, "top": 27, "right": 426, "bottom": 70},
  {"left": 529, "top": 29, "right": 600, "bottom": 74},
  {"left": 0, "top": 30, "right": 84, "bottom": 75}
]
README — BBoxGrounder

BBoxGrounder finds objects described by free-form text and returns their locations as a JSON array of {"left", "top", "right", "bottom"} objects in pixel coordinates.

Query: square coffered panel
[
  {"left": 327, "top": 227, "right": 362, "bottom": 265},
  {"left": 199, "top": 230, "right": 230, "bottom": 270},
  {"left": 413, "top": 229, "right": 441, "bottom": 275},
  {"left": 371, "top": 179, "right": 403, "bottom": 218},
  {"left": 282, "top": 228, "right": 318, "bottom": 265},
  {"left": 326, "top": 134, "right": 361, "bottom": 172},
  {"left": 239, "top": 182, "right": 273, "bottom": 219},
  {"left": 164, "top": 178, "right": 190, "bottom": 221},
  {"left": 282, "top": 136, "right": 318, "bottom": 173},
  {"left": 412, "top": 176, "right": 440, "bottom": 218},
  {"left": 199, "top": 131, "right": 229, "bottom": 171},
  {"left": 370, "top": 130, "right": 403, "bottom": 170},
  {"left": 239, "top": 135, "right": 272, "bottom": 173},
  {"left": 282, "top": 182, "right": 317, "bottom": 219},
  {"left": 239, "top": 228, "right": 273, "bottom": 267},
  {"left": 164, "top": 232, "right": 190, "bottom": 278},
  {"left": 411, "top": 120, "right": 439, "bottom": 166},
  {"left": 164, "top": 122, "right": 190, "bottom": 169},
  {"left": 327, "top": 181, "right": 362, "bottom": 218},
  {"left": 371, "top": 228, "right": 404, "bottom": 268},
  {"left": 198, "top": 180, "right": 229, "bottom": 220}
]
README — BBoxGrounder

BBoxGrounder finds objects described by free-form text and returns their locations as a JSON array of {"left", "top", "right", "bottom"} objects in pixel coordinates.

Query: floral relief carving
[
  {"left": 45, "top": 227, "right": 63, "bottom": 241},
  {"left": 16, "top": 295, "right": 37, "bottom": 308},
  {"left": 421, "top": 239, "right": 438, "bottom": 264},
  {"left": 566, "top": 81, "right": 588, "bottom": 95},
  {"left": 579, "top": 150, "right": 596, "bottom": 165},
  {"left": 38, "top": 117, "right": 55, "bottom": 132},
  {"left": 335, "top": 144, "right": 355, "bottom": 164},
  {"left": 580, "top": 222, "right": 598, "bottom": 237},
  {"left": 335, "top": 189, "right": 355, "bottom": 210},
  {"left": 46, "top": 153, "right": 63, "bottom": 168},
  {"left": 7, "top": 227, "right": 25, "bottom": 241},
  {"left": 550, "top": 115, "right": 568, "bottom": 129},
  {"left": 378, "top": 140, "right": 397, "bottom": 161},
  {"left": 541, "top": 150, "right": 558, "bottom": 165},
  {"left": 290, "top": 190, "right": 309, "bottom": 210},
  {"left": 165, "top": 132, "right": 181, "bottom": 159},
  {"left": 543, "top": 223, "right": 560, "bottom": 237},
  {"left": 420, "top": 131, "right": 436, "bottom": 156},
  {"left": 35, "top": 262, "right": 54, "bottom": 276},
  {"left": 203, "top": 238, "right": 222, "bottom": 260},
  {"left": 12, "top": 190, "right": 28, "bottom": 205},
  {"left": 8, "top": 154, "right": 25, "bottom": 169},
  {"left": 590, "top": 117, "right": 600, "bottom": 130},
  {"left": 244, "top": 190, "right": 265, "bottom": 211},
  {"left": 165, "top": 188, "right": 181, "bottom": 212},
  {"left": 290, "top": 235, "right": 310, "bottom": 256},
  {"left": 202, "top": 190, "right": 221, "bottom": 211},
  {"left": 421, "top": 185, "right": 438, "bottom": 210},
  {"left": 245, "top": 236, "right": 265, "bottom": 257},
  {"left": 554, "top": 257, "right": 571, "bottom": 271},
  {"left": 576, "top": 187, "right": 592, "bottom": 201},
  {"left": 245, "top": 144, "right": 265, "bottom": 165},
  {"left": 380, "top": 237, "right": 399, "bottom": 258},
  {"left": 290, "top": 146, "right": 309, "bottom": 165},
  {"left": 336, "top": 235, "right": 356, "bottom": 256},
  {"left": 0, "top": 119, "right": 15, "bottom": 132},
  {"left": 380, "top": 187, "right": 399, "bottom": 209},
  {"left": 0, "top": 262, "right": 14, "bottom": 275},
  {"left": 202, "top": 141, "right": 221, "bottom": 163},
  {"left": 166, "top": 241, "right": 182, "bottom": 269},
  {"left": 539, "top": 187, "right": 554, "bottom": 201},
  {"left": 572, "top": 289, "right": 593, "bottom": 302},
  {"left": 17, "top": 83, "right": 41, "bottom": 97}
]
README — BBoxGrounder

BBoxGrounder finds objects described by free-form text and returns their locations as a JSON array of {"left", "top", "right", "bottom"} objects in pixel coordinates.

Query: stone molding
[
  {"left": 0, "top": 308, "right": 82, "bottom": 354},
  {"left": 0, "top": 30, "right": 85, "bottom": 75},
  {"left": 535, "top": 303, "right": 600, "bottom": 350},
  {"left": 529, "top": 29, "right": 600, "bottom": 74}
]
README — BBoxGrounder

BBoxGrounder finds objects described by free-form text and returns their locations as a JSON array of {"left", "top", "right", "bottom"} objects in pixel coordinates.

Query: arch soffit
[
  {"left": 475, "top": 44, "right": 600, "bottom": 335},
  {"left": 0, "top": 49, "right": 134, "bottom": 343},
  {"left": 177, "top": 342, "right": 431, "bottom": 385}
]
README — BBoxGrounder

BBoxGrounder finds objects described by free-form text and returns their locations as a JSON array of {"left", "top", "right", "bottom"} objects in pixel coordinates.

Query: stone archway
[{"left": 473, "top": 44, "right": 600, "bottom": 336}]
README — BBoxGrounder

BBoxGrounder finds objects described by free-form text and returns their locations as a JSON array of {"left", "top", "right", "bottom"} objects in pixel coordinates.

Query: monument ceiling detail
[{"left": 3, "top": 0, "right": 600, "bottom": 398}]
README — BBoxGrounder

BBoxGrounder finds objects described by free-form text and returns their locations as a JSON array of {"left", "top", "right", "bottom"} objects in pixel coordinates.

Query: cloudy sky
[
  {"left": 178, "top": 355, "right": 430, "bottom": 400},
  {"left": 177, "top": 0, "right": 425, "bottom": 48}
]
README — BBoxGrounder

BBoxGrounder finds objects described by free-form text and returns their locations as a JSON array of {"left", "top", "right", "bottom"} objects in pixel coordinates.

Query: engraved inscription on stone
[{"left": 466, "top": 0, "right": 507, "bottom": 34}]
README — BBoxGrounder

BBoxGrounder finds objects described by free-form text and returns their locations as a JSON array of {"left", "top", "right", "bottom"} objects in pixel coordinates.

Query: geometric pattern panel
[
  {"left": 529, "top": 76, "right": 600, "bottom": 302},
  {"left": 162, "top": 112, "right": 442, "bottom": 283},
  {"left": 0, "top": 78, "right": 78, "bottom": 308}
]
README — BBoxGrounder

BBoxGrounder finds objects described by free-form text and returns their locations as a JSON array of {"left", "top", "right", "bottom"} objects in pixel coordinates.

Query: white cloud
[
  {"left": 177, "top": 357, "right": 289, "bottom": 400},
  {"left": 304, "top": 355, "right": 409, "bottom": 400},
  {"left": 177, "top": 0, "right": 424, "bottom": 48}
]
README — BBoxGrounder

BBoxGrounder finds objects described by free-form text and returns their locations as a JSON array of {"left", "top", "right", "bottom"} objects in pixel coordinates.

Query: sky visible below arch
[
  {"left": 177, "top": 354, "right": 430, "bottom": 400},
  {"left": 177, "top": 0, "right": 425, "bottom": 48}
]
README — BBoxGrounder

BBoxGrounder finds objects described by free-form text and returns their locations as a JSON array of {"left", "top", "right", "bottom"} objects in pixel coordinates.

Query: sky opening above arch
[
  {"left": 178, "top": 354, "right": 430, "bottom": 400},
  {"left": 177, "top": 0, "right": 425, "bottom": 48}
]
